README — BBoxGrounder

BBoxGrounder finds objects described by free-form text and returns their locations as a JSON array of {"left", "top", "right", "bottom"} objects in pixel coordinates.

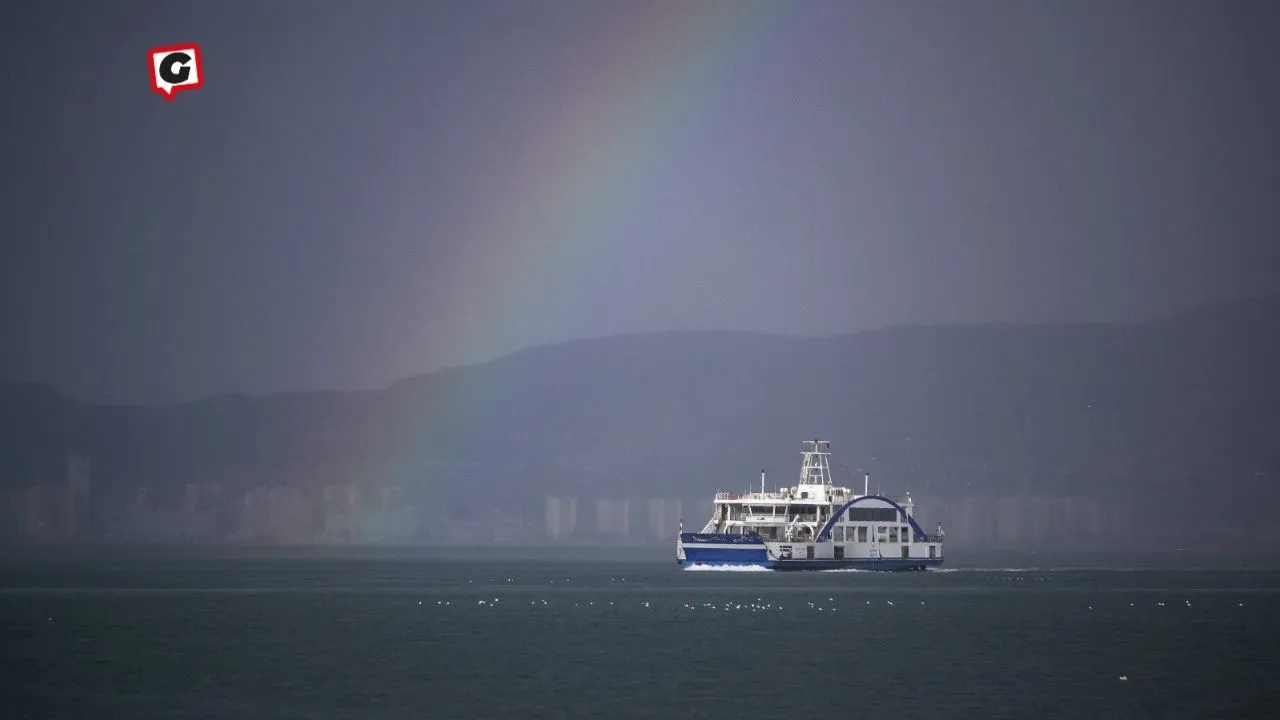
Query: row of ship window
[
  {"left": 734, "top": 525, "right": 916, "bottom": 542},
  {"left": 833, "top": 525, "right": 915, "bottom": 543}
]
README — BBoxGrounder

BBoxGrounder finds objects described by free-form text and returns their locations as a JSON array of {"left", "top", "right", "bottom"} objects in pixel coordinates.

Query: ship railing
[
  {"left": 867, "top": 495, "right": 911, "bottom": 505},
  {"left": 729, "top": 514, "right": 820, "bottom": 524},
  {"left": 751, "top": 514, "right": 818, "bottom": 523},
  {"left": 715, "top": 491, "right": 791, "bottom": 501},
  {"left": 924, "top": 533, "right": 944, "bottom": 543}
]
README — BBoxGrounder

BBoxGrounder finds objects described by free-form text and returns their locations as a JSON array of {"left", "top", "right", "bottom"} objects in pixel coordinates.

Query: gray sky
[{"left": 2, "top": 0, "right": 1277, "bottom": 404}]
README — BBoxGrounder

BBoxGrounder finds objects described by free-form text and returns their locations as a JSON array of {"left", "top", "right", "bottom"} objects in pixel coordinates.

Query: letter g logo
[{"left": 149, "top": 44, "right": 203, "bottom": 101}]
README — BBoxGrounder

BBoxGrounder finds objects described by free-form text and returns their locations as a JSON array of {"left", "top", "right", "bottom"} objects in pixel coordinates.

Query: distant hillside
[{"left": 2, "top": 297, "right": 1278, "bottom": 547}]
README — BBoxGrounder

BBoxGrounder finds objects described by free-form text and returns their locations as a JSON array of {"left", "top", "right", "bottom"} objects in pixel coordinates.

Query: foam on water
[
  {"left": 682, "top": 563, "right": 772, "bottom": 572},
  {"left": 928, "top": 567, "right": 1050, "bottom": 573}
]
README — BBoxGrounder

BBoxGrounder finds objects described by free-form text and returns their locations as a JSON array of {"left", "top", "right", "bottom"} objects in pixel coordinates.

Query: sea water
[{"left": 2, "top": 549, "right": 1276, "bottom": 719}]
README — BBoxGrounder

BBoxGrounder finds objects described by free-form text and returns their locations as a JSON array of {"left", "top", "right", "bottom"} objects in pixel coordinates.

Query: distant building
[
  {"left": 647, "top": 498, "right": 682, "bottom": 541},
  {"left": 544, "top": 496, "right": 578, "bottom": 540}
]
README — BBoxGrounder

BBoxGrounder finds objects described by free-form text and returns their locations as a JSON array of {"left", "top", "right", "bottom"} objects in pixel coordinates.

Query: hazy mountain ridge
[{"left": 2, "top": 297, "right": 1278, "bottom": 545}]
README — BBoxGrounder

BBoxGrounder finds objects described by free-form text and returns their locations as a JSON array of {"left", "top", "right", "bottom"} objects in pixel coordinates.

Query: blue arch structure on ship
[{"left": 816, "top": 495, "right": 929, "bottom": 542}]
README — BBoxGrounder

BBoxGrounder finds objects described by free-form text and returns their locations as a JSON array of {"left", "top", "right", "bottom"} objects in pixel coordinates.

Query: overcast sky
[{"left": 2, "top": 0, "right": 1277, "bottom": 404}]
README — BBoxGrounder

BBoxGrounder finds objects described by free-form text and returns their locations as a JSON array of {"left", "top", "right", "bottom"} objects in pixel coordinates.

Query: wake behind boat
[{"left": 677, "top": 439, "right": 945, "bottom": 571}]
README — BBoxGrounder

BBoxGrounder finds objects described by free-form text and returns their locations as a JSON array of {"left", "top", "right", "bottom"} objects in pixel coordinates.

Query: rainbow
[
  {"left": 417, "top": 0, "right": 786, "bottom": 373},
  {"left": 370, "top": 1, "right": 796, "bottom": 460}
]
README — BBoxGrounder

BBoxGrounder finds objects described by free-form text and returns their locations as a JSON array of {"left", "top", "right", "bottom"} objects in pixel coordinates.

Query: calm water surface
[{"left": 2, "top": 551, "right": 1277, "bottom": 719}]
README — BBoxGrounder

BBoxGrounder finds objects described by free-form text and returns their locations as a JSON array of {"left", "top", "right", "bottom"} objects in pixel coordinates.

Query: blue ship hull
[
  {"left": 681, "top": 545, "right": 771, "bottom": 565},
  {"left": 679, "top": 534, "right": 943, "bottom": 571}
]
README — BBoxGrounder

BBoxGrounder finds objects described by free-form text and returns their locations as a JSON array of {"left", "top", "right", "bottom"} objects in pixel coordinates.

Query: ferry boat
[{"left": 677, "top": 439, "right": 945, "bottom": 570}]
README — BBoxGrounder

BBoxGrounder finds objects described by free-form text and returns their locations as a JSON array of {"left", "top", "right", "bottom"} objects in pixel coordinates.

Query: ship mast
[{"left": 799, "top": 439, "right": 834, "bottom": 485}]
